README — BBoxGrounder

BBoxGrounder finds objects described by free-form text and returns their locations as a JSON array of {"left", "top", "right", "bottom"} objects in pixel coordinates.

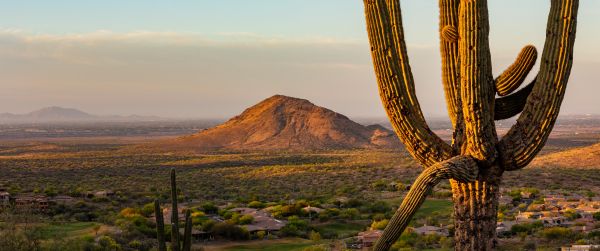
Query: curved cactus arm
[
  {"left": 499, "top": 0, "right": 579, "bottom": 171},
  {"left": 458, "top": 0, "right": 498, "bottom": 164},
  {"left": 374, "top": 156, "right": 479, "bottom": 251},
  {"left": 494, "top": 79, "right": 535, "bottom": 120},
  {"left": 438, "top": 0, "right": 465, "bottom": 151},
  {"left": 495, "top": 45, "right": 538, "bottom": 96},
  {"left": 364, "top": 0, "right": 453, "bottom": 167}
]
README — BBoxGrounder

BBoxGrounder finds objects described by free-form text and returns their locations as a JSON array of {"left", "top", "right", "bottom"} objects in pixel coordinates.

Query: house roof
[
  {"left": 242, "top": 217, "right": 286, "bottom": 232},
  {"left": 414, "top": 225, "right": 445, "bottom": 232},
  {"left": 358, "top": 230, "right": 382, "bottom": 242},
  {"left": 14, "top": 194, "right": 48, "bottom": 201}
]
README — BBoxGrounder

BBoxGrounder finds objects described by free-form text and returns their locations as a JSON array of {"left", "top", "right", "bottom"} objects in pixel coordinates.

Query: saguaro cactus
[
  {"left": 363, "top": 0, "right": 579, "bottom": 250},
  {"left": 154, "top": 199, "right": 167, "bottom": 251},
  {"left": 154, "top": 169, "right": 193, "bottom": 251},
  {"left": 182, "top": 210, "right": 193, "bottom": 251},
  {"left": 170, "top": 169, "right": 181, "bottom": 251}
]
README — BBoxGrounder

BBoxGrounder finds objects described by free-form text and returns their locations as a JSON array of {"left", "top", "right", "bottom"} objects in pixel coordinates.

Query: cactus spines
[
  {"left": 182, "top": 210, "right": 192, "bottom": 251},
  {"left": 154, "top": 199, "right": 167, "bottom": 251},
  {"left": 441, "top": 25, "right": 458, "bottom": 42},
  {"left": 363, "top": 0, "right": 579, "bottom": 249},
  {"left": 495, "top": 45, "right": 538, "bottom": 96},
  {"left": 170, "top": 169, "right": 181, "bottom": 251}
]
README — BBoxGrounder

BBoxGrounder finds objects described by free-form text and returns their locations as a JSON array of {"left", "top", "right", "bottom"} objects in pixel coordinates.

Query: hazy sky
[{"left": 0, "top": 1, "right": 599, "bottom": 118}]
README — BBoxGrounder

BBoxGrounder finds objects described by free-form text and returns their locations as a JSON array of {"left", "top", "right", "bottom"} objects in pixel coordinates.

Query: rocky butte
[{"left": 150, "top": 95, "right": 401, "bottom": 152}]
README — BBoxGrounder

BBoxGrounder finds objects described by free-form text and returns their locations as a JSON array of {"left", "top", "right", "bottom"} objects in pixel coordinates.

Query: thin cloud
[{"left": 0, "top": 29, "right": 595, "bottom": 118}]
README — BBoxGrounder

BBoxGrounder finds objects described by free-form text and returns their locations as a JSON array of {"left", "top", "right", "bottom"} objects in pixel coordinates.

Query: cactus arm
[
  {"left": 182, "top": 210, "right": 192, "bottom": 251},
  {"left": 438, "top": 0, "right": 465, "bottom": 151},
  {"left": 495, "top": 45, "right": 538, "bottom": 96},
  {"left": 441, "top": 25, "right": 459, "bottom": 43},
  {"left": 154, "top": 199, "right": 167, "bottom": 251},
  {"left": 170, "top": 169, "right": 181, "bottom": 251},
  {"left": 499, "top": 0, "right": 579, "bottom": 171},
  {"left": 374, "top": 156, "right": 479, "bottom": 251},
  {"left": 364, "top": 0, "right": 453, "bottom": 167},
  {"left": 494, "top": 79, "right": 535, "bottom": 120},
  {"left": 439, "top": 0, "right": 461, "bottom": 125},
  {"left": 458, "top": 0, "right": 497, "bottom": 163}
]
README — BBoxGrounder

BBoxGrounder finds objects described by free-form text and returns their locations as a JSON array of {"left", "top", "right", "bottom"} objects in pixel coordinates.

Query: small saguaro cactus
[
  {"left": 154, "top": 199, "right": 167, "bottom": 251},
  {"left": 154, "top": 168, "right": 193, "bottom": 251},
  {"left": 170, "top": 169, "right": 181, "bottom": 251},
  {"left": 362, "top": 0, "right": 579, "bottom": 250},
  {"left": 182, "top": 209, "right": 193, "bottom": 251}
]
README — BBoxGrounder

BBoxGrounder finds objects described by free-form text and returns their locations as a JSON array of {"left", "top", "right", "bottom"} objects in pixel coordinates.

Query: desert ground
[{"left": 1, "top": 116, "right": 600, "bottom": 250}]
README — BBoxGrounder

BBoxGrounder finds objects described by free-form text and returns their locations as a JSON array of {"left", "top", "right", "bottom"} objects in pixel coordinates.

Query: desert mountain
[
  {"left": 532, "top": 142, "right": 600, "bottom": 169},
  {"left": 151, "top": 95, "right": 401, "bottom": 151},
  {"left": 24, "top": 106, "right": 94, "bottom": 120},
  {"left": 0, "top": 106, "right": 94, "bottom": 121},
  {"left": 0, "top": 106, "right": 161, "bottom": 123}
]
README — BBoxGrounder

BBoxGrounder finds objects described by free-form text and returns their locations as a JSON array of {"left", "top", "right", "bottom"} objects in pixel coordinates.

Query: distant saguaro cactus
[
  {"left": 154, "top": 199, "right": 167, "bottom": 251},
  {"left": 154, "top": 169, "right": 193, "bottom": 251},
  {"left": 182, "top": 209, "right": 193, "bottom": 251},
  {"left": 170, "top": 169, "right": 181, "bottom": 251},
  {"left": 362, "top": 0, "right": 579, "bottom": 250}
]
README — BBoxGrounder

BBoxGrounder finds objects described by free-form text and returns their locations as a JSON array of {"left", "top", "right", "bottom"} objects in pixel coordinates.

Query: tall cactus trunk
[
  {"left": 182, "top": 209, "right": 192, "bottom": 251},
  {"left": 170, "top": 169, "right": 181, "bottom": 251},
  {"left": 154, "top": 199, "right": 167, "bottom": 251},
  {"left": 451, "top": 180, "right": 500, "bottom": 250}
]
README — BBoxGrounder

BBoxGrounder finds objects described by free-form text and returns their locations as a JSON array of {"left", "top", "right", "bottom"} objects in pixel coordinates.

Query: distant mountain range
[
  {"left": 0, "top": 106, "right": 162, "bottom": 123},
  {"left": 142, "top": 95, "right": 402, "bottom": 152}
]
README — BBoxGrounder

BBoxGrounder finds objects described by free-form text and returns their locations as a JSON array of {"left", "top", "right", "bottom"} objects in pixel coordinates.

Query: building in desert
[
  {"left": 14, "top": 194, "right": 49, "bottom": 212},
  {"left": 0, "top": 191, "right": 10, "bottom": 208}
]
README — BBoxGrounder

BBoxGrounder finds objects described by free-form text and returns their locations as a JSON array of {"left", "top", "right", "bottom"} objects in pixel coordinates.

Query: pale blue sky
[{"left": 0, "top": 1, "right": 598, "bottom": 118}]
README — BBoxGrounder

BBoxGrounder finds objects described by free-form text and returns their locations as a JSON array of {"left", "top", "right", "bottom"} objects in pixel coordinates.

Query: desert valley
[{"left": 1, "top": 95, "right": 600, "bottom": 251}]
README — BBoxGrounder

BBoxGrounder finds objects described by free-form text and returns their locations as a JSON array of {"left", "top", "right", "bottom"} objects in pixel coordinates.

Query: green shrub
[
  {"left": 510, "top": 221, "right": 543, "bottom": 235},
  {"left": 248, "top": 201, "right": 264, "bottom": 209},
  {"left": 140, "top": 203, "right": 155, "bottom": 217},
  {"left": 211, "top": 222, "right": 250, "bottom": 240},
  {"left": 302, "top": 245, "right": 328, "bottom": 251},
  {"left": 98, "top": 236, "right": 121, "bottom": 250},
  {"left": 309, "top": 230, "right": 322, "bottom": 241},
  {"left": 238, "top": 215, "right": 254, "bottom": 225},
  {"left": 371, "top": 219, "right": 389, "bottom": 230},
  {"left": 202, "top": 202, "right": 219, "bottom": 214},
  {"left": 541, "top": 227, "right": 574, "bottom": 241}
]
